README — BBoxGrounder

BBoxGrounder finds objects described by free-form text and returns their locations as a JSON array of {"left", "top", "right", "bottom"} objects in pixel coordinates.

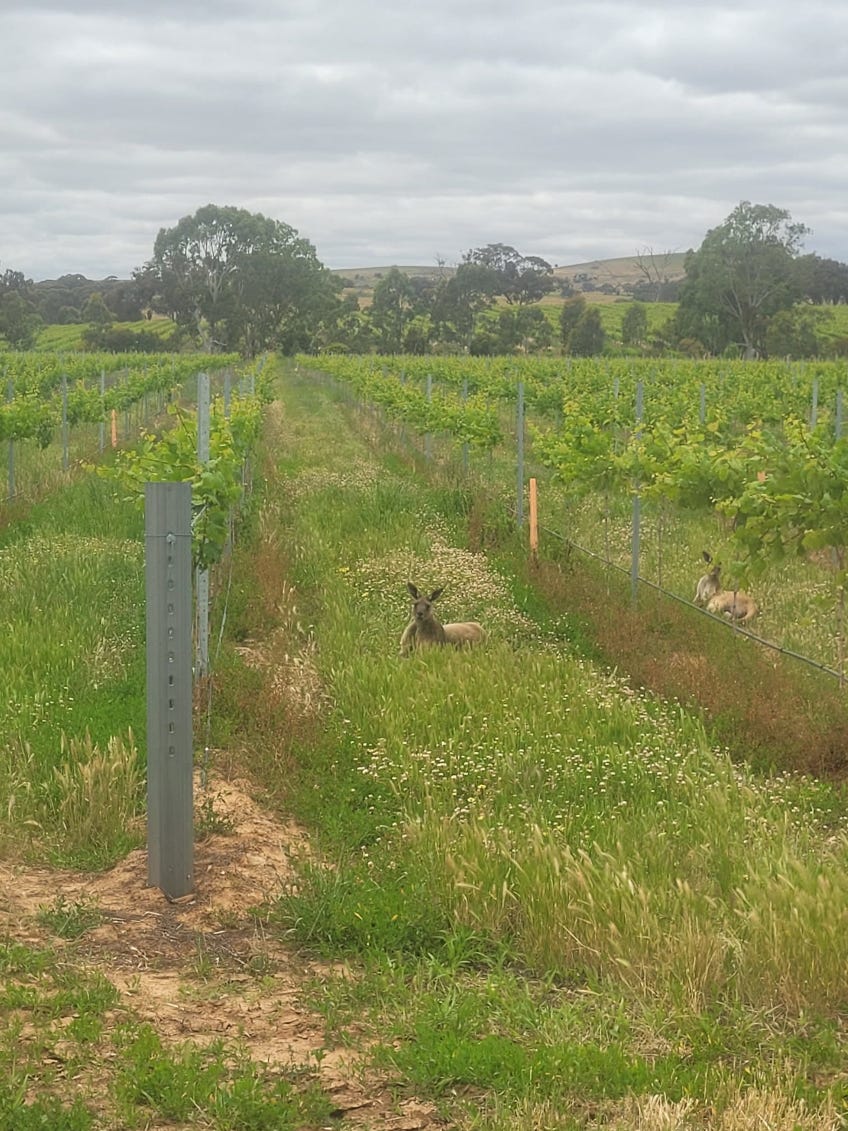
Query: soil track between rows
[{"left": 0, "top": 772, "right": 442, "bottom": 1130}]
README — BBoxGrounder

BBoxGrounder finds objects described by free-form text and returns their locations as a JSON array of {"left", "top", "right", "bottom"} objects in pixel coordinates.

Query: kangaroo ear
[
  {"left": 702, "top": 550, "right": 712, "bottom": 564},
  {"left": 407, "top": 583, "right": 420, "bottom": 599},
  {"left": 429, "top": 587, "right": 444, "bottom": 602}
]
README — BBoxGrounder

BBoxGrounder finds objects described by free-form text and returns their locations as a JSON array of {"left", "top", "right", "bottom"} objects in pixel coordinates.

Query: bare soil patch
[{"left": 0, "top": 771, "right": 443, "bottom": 1130}]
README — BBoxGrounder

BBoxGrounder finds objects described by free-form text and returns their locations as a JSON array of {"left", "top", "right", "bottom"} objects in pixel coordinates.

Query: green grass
[
  {"left": 0, "top": 939, "right": 334, "bottom": 1130},
  {"left": 36, "top": 895, "right": 104, "bottom": 940},
  {"left": 0, "top": 469, "right": 147, "bottom": 867},
  {"left": 3, "top": 354, "right": 848, "bottom": 1127},
  {"left": 112, "top": 1024, "right": 332, "bottom": 1128},
  {"left": 231, "top": 362, "right": 848, "bottom": 1127},
  {"left": 33, "top": 318, "right": 177, "bottom": 352}
]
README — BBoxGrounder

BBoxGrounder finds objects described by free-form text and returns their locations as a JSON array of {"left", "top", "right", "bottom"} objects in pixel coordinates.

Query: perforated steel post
[
  {"left": 195, "top": 372, "right": 211, "bottom": 678},
  {"left": 61, "top": 374, "right": 69, "bottom": 472},
  {"left": 516, "top": 379, "right": 525, "bottom": 529},
  {"left": 6, "top": 377, "right": 13, "bottom": 501},
  {"left": 145, "top": 482, "right": 194, "bottom": 899},
  {"left": 630, "top": 381, "right": 644, "bottom": 606},
  {"left": 425, "top": 372, "right": 433, "bottom": 460},
  {"left": 98, "top": 369, "right": 106, "bottom": 453}
]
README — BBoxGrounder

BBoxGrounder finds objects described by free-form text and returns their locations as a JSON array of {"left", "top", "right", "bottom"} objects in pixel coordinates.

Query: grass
[
  {"left": 220, "top": 361, "right": 848, "bottom": 1127},
  {"left": 36, "top": 895, "right": 104, "bottom": 939},
  {"left": 0, "top": 466, "right": 148, "bottom": 867},
  {"left": 33, "top": 318, "right": 177, "bottom": 352},
  {"left": 0, "top": 939, "right": 333, "bottom": 1130},
  {"left": 4, "top": 352, "right": 848, "bottom": 1127}
]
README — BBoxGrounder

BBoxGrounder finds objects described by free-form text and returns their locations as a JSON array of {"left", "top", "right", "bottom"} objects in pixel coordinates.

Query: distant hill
[
  {"left": 332, "top": 254, "right": 688, "bottom": 302},
  {"left": 332, "top": 265, "right": 448, "bottom": 290},
  {"left": 551, "top": 252, "right": 688, "bottom": 291}
]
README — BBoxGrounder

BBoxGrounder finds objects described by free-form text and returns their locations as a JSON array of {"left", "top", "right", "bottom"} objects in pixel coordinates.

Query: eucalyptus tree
[
  {"left": 462, "top": 242, "right": 555, "bottom": 305},
  {"left": 0, "top": 265, "right": 41, "bottom": 349},
  {"left": 568, "top": 306, "right": 606, "bottom": 357},
  {"left": 137, "top": 204, "right": 340, "bottom": 355},
  {"left": 369, "top": 267, "right": 417, "bottom": 354},
  {"left": 559, "top": 294, "right": 586, "bottom": 351},
  {"left": 432, "top": 262, "right": 499, "bottom": 350},
  {"left": 621, "top": 302, "right": 648, "bottom": 347},
  {"left": 674, "top": 201, "right": 808, "bottom": 358}
]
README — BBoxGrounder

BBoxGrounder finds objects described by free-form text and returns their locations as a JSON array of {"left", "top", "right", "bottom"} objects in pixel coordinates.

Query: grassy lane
[
  {"left": 226, "top": 364, "right": 848, "bottom": 1129},
  {"left": 0, "top": 475, "right": 146, "bottom": 868}
]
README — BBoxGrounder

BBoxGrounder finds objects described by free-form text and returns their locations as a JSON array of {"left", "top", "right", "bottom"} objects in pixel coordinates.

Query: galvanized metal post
[
  {"left": 196, "top": 372, "right": 211, "bottom": 678},
  {"left": 631, "top": 381, "right": 644, "bottom": 607},
  {"left": 462, "top": 377, "right": 469, "bottom": 473},
  {"left": 425, "top": 373, "right": 433, "bottom": 460},
  {"left": 6, "top": 377, "right": 14, "bottom": 500},
  {"left": 98, "top": 369, "right": 106, "bottom": 453},
  {"left": 516, "top": 379, "right": 525, "bottom": 529},
  {"left": 145, "top": 481, "right": 194, "bottom": 900},
  {"left": 836, "top": 390, "right": 843, "bottom": 441},
  {"left": 699, "top": 383, "right": 706, "bottom": 426},
  {"left": 61, "top": 374, "right": 69, "bottom": 472}
]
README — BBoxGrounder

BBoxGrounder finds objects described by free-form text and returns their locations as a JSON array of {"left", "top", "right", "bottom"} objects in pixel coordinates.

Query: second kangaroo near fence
[{"left": 694, "top": 551, "right": 760, "bottom": 624}]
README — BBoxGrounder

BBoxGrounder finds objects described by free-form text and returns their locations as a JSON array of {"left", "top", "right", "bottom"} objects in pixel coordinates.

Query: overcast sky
[{"left": 2, "top": 0, "right": 848, "bottom": 281}]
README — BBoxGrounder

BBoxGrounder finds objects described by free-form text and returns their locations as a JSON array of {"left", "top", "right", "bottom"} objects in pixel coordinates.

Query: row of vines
[
  {"left": 0, "top": 350, "right": 240, "bottom": 447},
  {"left": 0, "top": 348, "right": 269, "bottom": 574},
  {"left": 298, "top": 353, "right": 848, "bottom": 679}
]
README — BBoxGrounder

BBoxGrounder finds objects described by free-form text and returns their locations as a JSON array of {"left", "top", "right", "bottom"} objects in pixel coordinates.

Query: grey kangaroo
[
  {"left": 694, "top": 551, "right": 759, "bottom": 623},
  {"left": 399, "top": 583, "right": 485, "bottom": 656}
]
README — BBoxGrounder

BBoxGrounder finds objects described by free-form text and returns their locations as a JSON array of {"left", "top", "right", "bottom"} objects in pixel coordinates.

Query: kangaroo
[
  {"left": 694, "top": 551, "right": 722, "bottom": 607},
  {"left": 399, "top": 583, "right": 485, "bottom": 656},
  {"left": 706, "top": 589, "right": 759, "bottom": 623},
  {"left": 695, "top": 552, "right": 759, "bottom": 624}
]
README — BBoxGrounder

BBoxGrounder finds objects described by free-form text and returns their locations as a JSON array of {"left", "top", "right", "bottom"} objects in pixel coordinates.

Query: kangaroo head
[
  {"left": 701, "top": 552, "right": 721, "bottom": 583},
  {"left": 407, "top": 583, "right": 444, "bottom": 622}
]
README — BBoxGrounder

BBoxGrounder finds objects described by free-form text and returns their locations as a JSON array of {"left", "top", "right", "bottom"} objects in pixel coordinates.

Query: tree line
[{"left": 2, "top": 200, "right": 848, "bottom": 358}]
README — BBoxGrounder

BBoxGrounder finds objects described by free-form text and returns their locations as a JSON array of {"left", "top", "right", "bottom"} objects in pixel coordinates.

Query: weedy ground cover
[
  {"left": 222, "top": 364, "right": 848, "bottom": 1128},
  {"left": 0, "top": 938, "right": 333, "bottom": 1130},
  {"left": 0, "top": 365, "right": 346, "bottom": 1128},
  {"left": 3, "top": 354, "right": 848, "bottom": 1128},
  {"left": 0, "top": 473, "right": 147, "bottom": 868}
]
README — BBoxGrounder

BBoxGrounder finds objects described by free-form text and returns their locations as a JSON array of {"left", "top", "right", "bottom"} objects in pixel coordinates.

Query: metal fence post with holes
[
  {"left": 516, "top": 379, "right": 525, "bottom": 529},
  {"left": 6, "top": 377, "right": 14, "bottom": 501},
  {"left": 195, "top": 371, "right": 211, "bottom": 678},
  {"left": 145, "top": 481, "right": 194, "bottom": 900},
  {"left": 631, "top": 381, "right": 644, "bottom": 607}
]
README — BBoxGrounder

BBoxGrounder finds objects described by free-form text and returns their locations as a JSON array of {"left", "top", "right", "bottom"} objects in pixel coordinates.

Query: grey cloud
[{"left": 2, "top": 0, "right": 848, "bottom": 279}]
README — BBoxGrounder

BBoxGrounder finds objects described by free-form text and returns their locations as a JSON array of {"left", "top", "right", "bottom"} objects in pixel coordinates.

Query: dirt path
[{"left": 0, "top": 772, "right": 443, "bottom": 1130}]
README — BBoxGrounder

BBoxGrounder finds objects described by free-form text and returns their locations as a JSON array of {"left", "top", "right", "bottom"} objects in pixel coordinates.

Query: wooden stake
[
  {"left": 529, "top": 477, "right": 538, "bottom": 559},
  {"left": 111, "top": 408, "right": 118, "bottom": 448}
]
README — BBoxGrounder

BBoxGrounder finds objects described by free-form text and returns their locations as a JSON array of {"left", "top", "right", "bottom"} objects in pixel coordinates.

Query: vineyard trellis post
[
  {"left": 223, "top": 368, "right": 234, "bottom": 558},
  {"left": 462, "top": 377, "right": 469, "bottom": 473},
  {"left": 425, "top": 373, "right": 433, "bottom": 460},
  {"left": 836, "top": 390, "right": 843, "bottom": 441},
  {"left": 516, "top": 379, "right": 525, "bottom": 529},
  {"left": 98, "top": 368, "right": 106, "bottom": 454},
  {"left": 61, "top": 374, "right": 69, "bottom": 472},
  {"left": 811, "top": 377, "right": 819, "bottom": 430},
  {"left": 529, "top": 476, "right": 538, "bottom": 559},
  {"left": 6, "top": 376, "right": 14, "bottom": 501},
  {"left": 195, "top": 371, "right": 211, "bottom": 679},
  {"left": 144, "top": 480, "right": 194, "bottom": 901},
  {"left": 630, "top": 380, "right": 644, "bottom": 607}
]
